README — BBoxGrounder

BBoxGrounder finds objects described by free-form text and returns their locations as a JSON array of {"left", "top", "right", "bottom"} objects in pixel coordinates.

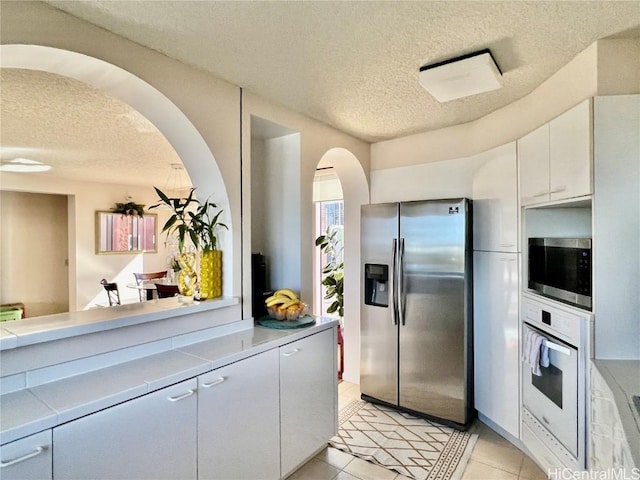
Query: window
[{"left": 313, "top": 167, "right": 343, "bottom": 317}]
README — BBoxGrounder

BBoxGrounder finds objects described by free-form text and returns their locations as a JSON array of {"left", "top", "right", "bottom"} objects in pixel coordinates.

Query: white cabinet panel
[
  {"left": 550, "top": 99, "right": 592, "bottom": 201},
  {"left": 473, "top": 251, "right": 520, "bottom": 438},
  {"left": 472, "top": 142, "right": 519, "bottom": 252},
  {"left": 593, "top": 95, "right": 640, "bottom": 359},
  {"left": 519, "top": 100, "right": 592, "bottom": 206},
  {"left": 53, "top": 379, "right": 197, "bottom": 480},
  {"left": 518, "top": 124, "right": 550, "bottom": 206},
  {"left": 198, "top": 349, "right": 280, "bottom": 480},
  {"left": 0, "top": 430, "right": 52, "bottom": 480},
  {"left": 280, "top": 329, "right": 337, "bottom": 477}
]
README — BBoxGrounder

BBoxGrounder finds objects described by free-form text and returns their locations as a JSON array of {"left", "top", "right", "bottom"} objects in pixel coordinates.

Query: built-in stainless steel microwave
[{"left": 528, "top": 237, "right": 592, "bottom": 310}]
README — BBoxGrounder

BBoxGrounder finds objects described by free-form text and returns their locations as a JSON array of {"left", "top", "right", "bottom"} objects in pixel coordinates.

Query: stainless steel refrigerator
[{"left": 360, "top": 198, "right": 474, "bottom": 427}]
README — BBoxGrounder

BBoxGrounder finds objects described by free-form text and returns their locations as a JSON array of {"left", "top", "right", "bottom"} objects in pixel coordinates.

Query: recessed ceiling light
[
  {"left": 419, "top": 49, "right": 503, "bottom": 103},
  {"left": 0, "top": 158, "right": 52, "bottom": 173}
]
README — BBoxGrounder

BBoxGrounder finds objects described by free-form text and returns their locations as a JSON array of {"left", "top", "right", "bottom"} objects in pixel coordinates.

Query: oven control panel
[{"left": 522, "top": 295, "right": 585, "bottom": 345}]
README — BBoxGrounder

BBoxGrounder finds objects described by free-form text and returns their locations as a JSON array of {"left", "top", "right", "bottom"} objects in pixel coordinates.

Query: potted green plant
[
  {"left": 150, "top": 187, "right": 200, "bottom": 298},
  {"left": 151, "top": 186, "right": 227, "bottom": 300},
  {"left": 111, "top": 200, "right": 145, "bottom": 216}
]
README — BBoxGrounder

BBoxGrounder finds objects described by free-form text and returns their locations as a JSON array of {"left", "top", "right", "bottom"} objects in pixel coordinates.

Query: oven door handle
[{"left": 543, "top": 339, "right": 572, "bottom": 356}]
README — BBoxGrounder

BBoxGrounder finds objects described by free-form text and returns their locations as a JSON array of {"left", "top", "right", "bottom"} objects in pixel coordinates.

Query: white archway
[
  {"left": 1, "top": 44, "right": 233, "bottom": 296},
  {"left": 315, "top": 147, "right": 369, "bottom": 384}
]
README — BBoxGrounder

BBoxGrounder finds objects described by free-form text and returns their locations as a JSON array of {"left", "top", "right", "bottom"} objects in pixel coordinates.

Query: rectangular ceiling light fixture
[{"left": 419, "top": 49, "right": 503, "bottom": 103}]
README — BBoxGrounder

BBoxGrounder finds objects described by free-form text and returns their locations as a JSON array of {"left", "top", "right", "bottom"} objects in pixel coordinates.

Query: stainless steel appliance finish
[
  {"left": 528, "top": 237, "right": 592, "bottom": 310},
  {"left": 360, "top": 199, "right": 473, "bottom": 427}
]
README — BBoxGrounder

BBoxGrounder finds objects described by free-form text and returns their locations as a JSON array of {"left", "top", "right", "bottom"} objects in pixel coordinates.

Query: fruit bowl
[
  {"left": 267, "top": 302, "right": 308, "bottom": 321},
  {"left": 265, "top": 288, "right": 308, "bottom": 321}
]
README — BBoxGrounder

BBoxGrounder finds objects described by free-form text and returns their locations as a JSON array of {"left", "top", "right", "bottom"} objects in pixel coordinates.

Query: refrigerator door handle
[
  {"left": 398, "top": 238, "right": 406, "bottom": 325},
  {"left": 391, "top": 238, "right": 399, "bottom": 325}
]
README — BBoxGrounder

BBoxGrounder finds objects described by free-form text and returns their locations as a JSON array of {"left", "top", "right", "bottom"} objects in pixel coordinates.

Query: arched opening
[
  {"left": 1, "top": 44, "right": 233, "bottom": 310},
  {"left": 313, "top": 148, "right": 369, "bottom": 385}
]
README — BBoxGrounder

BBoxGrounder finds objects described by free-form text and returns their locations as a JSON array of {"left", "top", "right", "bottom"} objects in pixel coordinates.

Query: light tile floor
[{"left": 288, "top": 382, "right": 548, "bottom": 480}]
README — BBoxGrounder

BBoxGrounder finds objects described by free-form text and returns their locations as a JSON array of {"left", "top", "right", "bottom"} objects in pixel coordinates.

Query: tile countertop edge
[
  {"left": 0, "top": 296, "right": 239, "bottom": 351},
  {"left": 0, "top": 318, "right": 338, "bottom": 446},
  {"left": 592, "top": 359, "right": 640, "bottom": 468}
]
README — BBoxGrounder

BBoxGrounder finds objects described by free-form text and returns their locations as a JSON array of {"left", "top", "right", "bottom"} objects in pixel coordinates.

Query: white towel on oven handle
[{"left": 522, "top": 327, "right": 546, "bottom": 376}]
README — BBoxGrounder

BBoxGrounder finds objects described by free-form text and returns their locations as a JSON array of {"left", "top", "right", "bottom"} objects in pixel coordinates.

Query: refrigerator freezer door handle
[
  {"left": 391, "top": 238, "right": 399, "bottom": 325},
  {"left": 399, "top": 238, "right": 406, "bottom": 325}
]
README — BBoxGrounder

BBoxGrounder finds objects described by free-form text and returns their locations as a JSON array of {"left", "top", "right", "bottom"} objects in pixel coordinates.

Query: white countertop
[
  {"left": 593, "top": 359, "right": 640, "bottom": 467},
  {"left": 0, "top": 296, "right": 238, "bottom": 351},
  {"left": 0, "top": 317, "right": 337, "bottom": 445}
]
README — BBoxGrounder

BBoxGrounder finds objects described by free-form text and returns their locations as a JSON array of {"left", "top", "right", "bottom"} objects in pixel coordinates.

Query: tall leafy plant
[
  {"left": 150, "top": 187, "right": 200, "bottom": 252},
  {"left": 315, "top": 226, "right": 344, "bottom": 318},
  {"left": 193, "top": 199, "right": 228, "bottom": 252},
  {"left": 150, "top": 186, "right": 228, "bottom": 253}
]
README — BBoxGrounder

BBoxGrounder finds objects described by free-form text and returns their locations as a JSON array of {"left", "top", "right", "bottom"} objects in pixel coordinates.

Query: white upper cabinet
[
  {"left": 519, "top": 99, "right": 592, "bottom": 206},
  {"left": 549, "top": 99, "right": 592, "bottom": 201},
  {"left": 472, "top": 142, "right": 519, "bottom": 252},
  {"left": 518, "top": 124, "right": 551, "bottom": 205}
]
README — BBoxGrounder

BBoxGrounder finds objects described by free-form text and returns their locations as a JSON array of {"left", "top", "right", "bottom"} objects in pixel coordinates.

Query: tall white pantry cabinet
[{"left": 472, "top": 141, "right": 521, "bottom": 439}]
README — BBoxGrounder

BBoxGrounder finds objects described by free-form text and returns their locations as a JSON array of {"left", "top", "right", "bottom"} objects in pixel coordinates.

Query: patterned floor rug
[{"left": 329, "top": 400, "right": 478, "bottom": 480}]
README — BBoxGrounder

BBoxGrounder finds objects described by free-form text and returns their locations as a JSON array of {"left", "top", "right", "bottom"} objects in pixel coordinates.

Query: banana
[
  {"left": 274, "top": 288, "right": 299, "bottom": 300},
  {"left": 266, "top": 296, "right": 288, "bottom": 307},
  {"left": 279, "top": 298, "right": 301, "bottom": 310}
]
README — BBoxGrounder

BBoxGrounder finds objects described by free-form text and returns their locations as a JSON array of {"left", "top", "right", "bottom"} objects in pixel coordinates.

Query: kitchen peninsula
[{"left": 0, "top": 299, "right": 338, "bottom": 479}]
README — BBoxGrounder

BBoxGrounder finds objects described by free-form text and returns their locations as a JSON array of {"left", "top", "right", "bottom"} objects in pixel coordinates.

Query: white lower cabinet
[
  {"left": 280, "top": 329, "right": 337, "bottom": 477},
  {"left": 198, "top": 349, "right": 280, "bottom": 480},
  {"left": 0, "top": 430, "right": 52, "bottom": 480},
  {"left": 15, "top": 327, "right": 337, "bottom": 480},
  {"left": 53, "top": 379, "right": 197, "bottom": 480},
  {"left": 473, "top": 251, "right": 520, "bottom": 438}
]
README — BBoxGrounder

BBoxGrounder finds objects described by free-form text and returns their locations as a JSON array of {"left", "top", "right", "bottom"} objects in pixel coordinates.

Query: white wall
[
  {"left": 1, "top": 173, "right": 172, "bottom": 310},
  {"left": 371, "top": 155, "right": 487, "bottom": 204},
  {"left": 316, "top": 148, "right": 369, "bottom": 384},
  {"left": 242, "top": 92, "right": 371, "bottom": 321},
  {"left": 252, "top": 134, "right": 302, "bottom": 291},
  {"left": 0, "top": 191, "right": 69, "bottom": 317}
]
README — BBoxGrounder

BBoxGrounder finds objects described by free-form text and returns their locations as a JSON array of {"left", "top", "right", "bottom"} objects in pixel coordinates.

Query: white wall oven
[{"left": 521, "top": 295, "right": 589, "bottom": 471}]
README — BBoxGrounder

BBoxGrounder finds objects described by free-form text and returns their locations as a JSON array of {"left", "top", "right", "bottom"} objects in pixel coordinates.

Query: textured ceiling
[
  {"left": 0, "top": 69, "right": 186, "bottom": 188},
  {"left": 1, "top": 1, "right": 639, "bottom": 187},
  {"left": 44, "top": 0, "right": 640, "bottom": 143}
]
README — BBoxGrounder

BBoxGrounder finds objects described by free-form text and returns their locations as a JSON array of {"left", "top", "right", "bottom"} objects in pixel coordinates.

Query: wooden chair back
[{"left": 133, "top": 271, "right": 167, "bottom": 301}]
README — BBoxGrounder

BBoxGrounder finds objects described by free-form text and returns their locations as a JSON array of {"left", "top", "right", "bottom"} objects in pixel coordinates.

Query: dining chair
[
  {"left": 100, "top": 278, "right": 121, "bottom": 306},
  {"left": 155, "top": 282, "right": 180, "bottom": 298},
  {"left": 133, "top": 271, "right": 167, "bottom": 301}
]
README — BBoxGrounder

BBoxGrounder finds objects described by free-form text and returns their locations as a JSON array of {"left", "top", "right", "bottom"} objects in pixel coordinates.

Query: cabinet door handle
[
  {"left": 201, "top": 377, "right": 225, "bottom": 388},
  {"left": 533, "top": 190, "right": 548, "bottom": 197},
  {"left": 499, "top": 258, "right": 517, "bottom": 262},
  {"left": 282, "top": 348, "right": 300, "bottom": 357},
  {"left": 167, "top": 389, "right": 196, "bottom": 402},
  {"left": 499, "top": 243, "right": 515, "bottom": 248},
  {"left": 549, "top": 185, "right": 567, "bottom": 194},
  {"left": 0, "top": 446, "right": 46, "bottom": 468}
]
